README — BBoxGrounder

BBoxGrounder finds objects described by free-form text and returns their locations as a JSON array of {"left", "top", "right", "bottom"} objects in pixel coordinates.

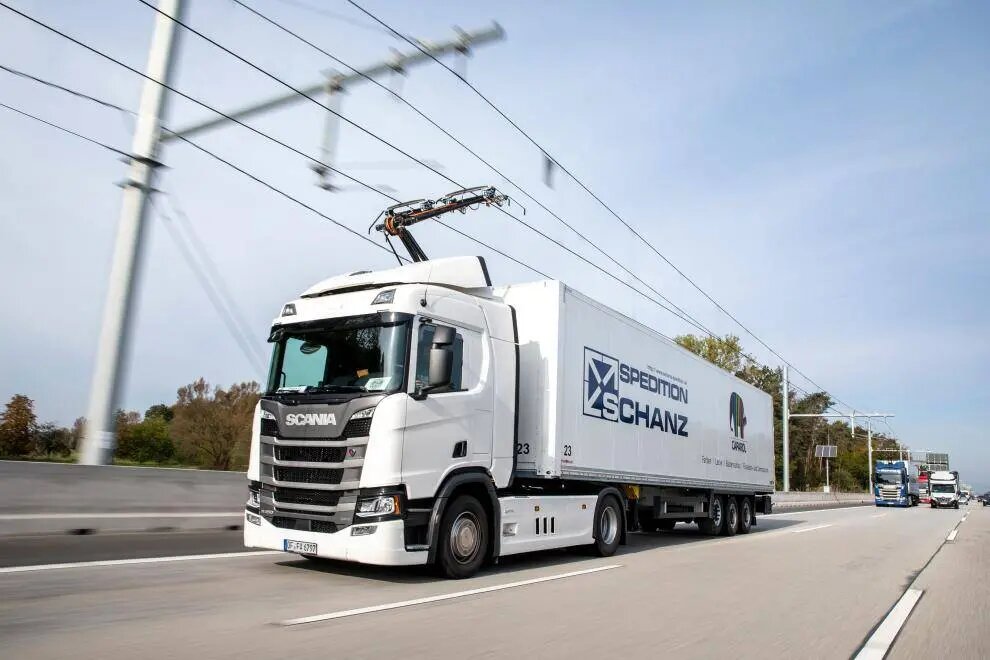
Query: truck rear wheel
[
  {"left": 699, "top": 495, "right": 724, "bottom": 536},
  {"left": 437, "top": 495, "right": 488, "bottom": 579},
  {"left": 723, "top": 497, "right": 739, "bottom": 537},
  {"left": 738, "top": 497, "right": 753, "bottom": 534},
  {"left": 592, "top": 495, "right": 623, "bottom": 557}
]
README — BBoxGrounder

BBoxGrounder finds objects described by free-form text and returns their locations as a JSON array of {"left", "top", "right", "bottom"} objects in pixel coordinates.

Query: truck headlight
[
  {"left": 350, "top": 407, "right": 374, "bottom": 421},
  {"left": 248, "top": 490, "right": 261, "bottom": 508},
  {"left": 356, "top": 494, "right": 402, "bottom": 519}
]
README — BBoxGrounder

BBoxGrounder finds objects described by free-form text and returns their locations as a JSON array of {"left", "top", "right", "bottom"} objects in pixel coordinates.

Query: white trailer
[{"left": 245, "top": 257, "right": 775, "bottom": 578}]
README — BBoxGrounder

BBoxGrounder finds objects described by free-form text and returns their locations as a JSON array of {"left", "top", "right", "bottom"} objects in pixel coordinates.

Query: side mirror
[
  {"left": 413, "top": 325, "right": 456, "bottom": 400},
  {"left": 428, "top": 346, "right": 453, "bottom": 388}
]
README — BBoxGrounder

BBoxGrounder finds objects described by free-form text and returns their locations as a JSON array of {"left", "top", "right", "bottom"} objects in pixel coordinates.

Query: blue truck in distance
[{"left": 874, "top": 460, "right": 920, "bottom": 507}]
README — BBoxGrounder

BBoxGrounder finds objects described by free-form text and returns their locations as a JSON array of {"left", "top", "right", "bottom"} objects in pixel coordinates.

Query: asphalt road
[{"left": 0, "top": 505, "right": 984, "bottom": 659}]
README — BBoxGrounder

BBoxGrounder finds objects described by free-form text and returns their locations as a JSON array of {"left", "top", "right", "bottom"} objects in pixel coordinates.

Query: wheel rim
[
  {"left": 741, "top": 501, "right": 750, "bottom": 525},
  {"left": 449, "top": 512, "right": 481, "bottom": 564},
  {"left": 711, "top": 500, "right": 722, "bottom": 526},
  {"left": 728, "top": 502, "right": 738, "bottom": 527},
  {"left": 600, "top": 504, "right": 619, "bottom": 545}
]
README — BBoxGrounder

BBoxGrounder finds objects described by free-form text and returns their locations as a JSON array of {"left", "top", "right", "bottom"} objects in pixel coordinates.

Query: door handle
[{"left": 452, "top": 440, "right": 467, "bottom": 458}]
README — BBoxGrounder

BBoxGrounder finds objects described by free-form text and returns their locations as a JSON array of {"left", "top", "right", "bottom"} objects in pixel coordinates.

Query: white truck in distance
[
  {"left": 928, "top": 470, "right": 960, "bottom": 509},
  {"left": 244, "top": 256, "right": 775, "bottom": 578}
]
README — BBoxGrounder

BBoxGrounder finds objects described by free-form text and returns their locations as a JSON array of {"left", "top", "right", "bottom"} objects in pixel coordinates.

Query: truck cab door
[{"left": 400, "top": 294, "right": 494, "bottom": 499}]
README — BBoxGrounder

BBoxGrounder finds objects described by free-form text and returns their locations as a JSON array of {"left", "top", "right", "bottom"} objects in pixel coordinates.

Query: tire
[
  {"left": 954, "top": 502, "right": 959, "bottom": 510},
  {"left": 436, "top": 495, "right": 488, "bottom": 579},
  {"left": 592, "top": 494, "right": 623, "bottom": 557},
  {"left": 738, "top": 497, "right": 753, "bottom": 534},
  {"left": 723, "top": 497, "right": 739, "bottom": 537},
  {"left": 699, "top": 495, "right": 724, "bottom": 536}
]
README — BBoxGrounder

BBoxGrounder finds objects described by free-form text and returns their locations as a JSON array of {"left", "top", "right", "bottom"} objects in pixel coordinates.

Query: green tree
[
  {"left": 144, "top": 404, "right": 174, "bottom": 423},
  {"left": 116, "top": 415, "right": 175, "bottom": 463},
  {"left": 171, "top": 378, "right": 259, "bottom": 470},
  {"left": 0, "top": 394, "right": 38, "bottom": 456},
  {"left": 675, "top": 334, "right": 744, "bottom": 373},
  {"left": 33, "top": 422, "right": 73, "bottom": 457}
]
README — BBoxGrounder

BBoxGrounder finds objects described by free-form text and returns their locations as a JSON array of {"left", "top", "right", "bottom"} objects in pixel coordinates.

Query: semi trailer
[{"left": 243, "top": 189, "right": 775, "bottom": 578}]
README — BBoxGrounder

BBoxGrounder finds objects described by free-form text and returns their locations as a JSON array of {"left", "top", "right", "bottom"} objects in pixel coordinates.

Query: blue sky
[{"left": 1, "top": 1, "right": 987, "bottom": 488}]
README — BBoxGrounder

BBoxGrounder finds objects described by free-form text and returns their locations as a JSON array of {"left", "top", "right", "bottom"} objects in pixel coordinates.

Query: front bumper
[
  {"left": 875, "top": 497, "right": 909, "bottom": 507},
  {"left": 243, "top": 512, "right": 427, "bottom": 566}
]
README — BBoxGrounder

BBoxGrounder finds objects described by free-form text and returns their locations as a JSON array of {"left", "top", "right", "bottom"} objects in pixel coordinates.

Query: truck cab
[
  {"left": 244, "top": 257, "right": 517, "bottom": 571},
  {"left": 928, "top": 470, "right": 960, "bottom": 509},
  {"left": 874, "top": 460, "right": 918, "bottom": 507}
]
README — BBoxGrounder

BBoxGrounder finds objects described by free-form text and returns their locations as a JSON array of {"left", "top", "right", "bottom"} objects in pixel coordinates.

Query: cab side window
[{"left": 415, "top": 324, "right": 463, "bottom": 391}]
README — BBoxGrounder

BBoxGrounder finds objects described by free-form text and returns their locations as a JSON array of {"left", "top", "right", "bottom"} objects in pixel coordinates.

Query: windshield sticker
[{"left": 364, "top": 377, "right": 392, "bottom": 391}]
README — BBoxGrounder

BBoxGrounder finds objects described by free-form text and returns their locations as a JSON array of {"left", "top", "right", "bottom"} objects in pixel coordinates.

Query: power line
[
  {"left": 346, "top": 0, "right": 856, "bottom": 410},
  {"left": 0, "top": 101, "right": 130, "bottom": 157},
  {"left": 0, "top": 63, "right": 134, "bottom": 116},
  {"left": 270, "top": 0, "right": 401, "bottom": 38},
  {"left": 228, "top": 0, "right": 716, "bottom": 336},
  {"left": 4, "top": 5, "right": 811, "bottom": 359}
]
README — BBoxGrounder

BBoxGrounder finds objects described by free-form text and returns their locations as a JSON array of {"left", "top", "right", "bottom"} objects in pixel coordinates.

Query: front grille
[
  {"left": 272, "top": 487, "right": 342, "bottom": 507},
  {"left": 274, "top": 466, "right": 343, "bottom": 485},
  {"left": 341, "top": 417, "right": 372, "bottom": 438},
  {"left": 271, "top": 516, "right": 338, "bottom": 534},
  {"left": 261, "top": 418, "right": 278, "bottom": 437},
  {"left": 275, "top": 446, "right": 346, "bottom": 463},
  {"left": 311, "top": 520, "right": 337, "bottom": 534}
]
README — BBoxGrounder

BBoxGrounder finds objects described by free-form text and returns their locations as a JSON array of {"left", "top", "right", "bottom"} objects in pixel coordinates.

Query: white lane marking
[
  {"left": 0, "top": 512, "right": 241, "bottom": 520},
  {"left": 280, "top": 564, "right": 622, "bottom": 626},
  {"left": 792, "top": 523, "right": 833, "bottom": 534},
  {"left": 946, "top": 529, "right": 958, "bottom": 542},
  {"left": 871, "top": 513, "right": 887, "bottom": 518},
  {"left": 854, "top": 588, "right": 923, "bottom": 660},
  {"left": 0, "top": 550, "right": 282, "bottom": 574}
]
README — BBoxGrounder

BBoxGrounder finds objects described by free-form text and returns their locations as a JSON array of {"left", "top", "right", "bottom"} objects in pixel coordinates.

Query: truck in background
[
  {"left": 874, "top": 460, "right": 919, "bottom": 507},
  {"left": 242, "top": 190, "right": 776, "bottom": 578},
  {"left": 928, "top": 470, "right": 960, "bottom": 509},
  {"left": 917, "top": 470, "right": 930, "bottom": 504}
]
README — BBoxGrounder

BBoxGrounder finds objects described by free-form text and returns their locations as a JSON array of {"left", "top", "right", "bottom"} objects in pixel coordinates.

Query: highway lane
[
  {"left": 0, "top": 504, "right": 867, "bottom": 569},
  {"left": 0, "top": 505, "right": 978, "bottom": 659}
]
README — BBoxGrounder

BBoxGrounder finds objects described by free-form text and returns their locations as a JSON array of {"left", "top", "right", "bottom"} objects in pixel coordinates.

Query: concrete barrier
[
  {"left": 772, "top": 491, "right": 872, "bottom": 511},
  {"left": 0, "top": 460, "right": 245, "bottom": 536}
]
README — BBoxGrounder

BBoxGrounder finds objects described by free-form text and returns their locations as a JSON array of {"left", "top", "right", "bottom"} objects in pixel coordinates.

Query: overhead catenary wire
[
  {"left": 127, "top": 0, "right": 711, "bottom": 336},
  {"left": 3, "top": 3, "right": 858, "bottom": 393},
  {"left": 227, "top": 0, "right": 712, "bottom": 336},
  {"left": 0, "top": 101, "right": 130, "bottom": 157},
  {"left": 346, "top": 0, "right": 856, "bottom": 411}
]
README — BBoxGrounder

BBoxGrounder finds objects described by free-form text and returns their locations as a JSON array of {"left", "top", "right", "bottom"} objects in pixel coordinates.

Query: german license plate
[{"left": 284, "top": 539, "right": 317, "bottom": 554}]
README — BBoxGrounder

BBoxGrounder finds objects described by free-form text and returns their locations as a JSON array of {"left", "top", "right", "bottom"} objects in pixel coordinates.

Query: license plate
[{"left": 284, "top": 539, "right": 317, "bottom": 554}]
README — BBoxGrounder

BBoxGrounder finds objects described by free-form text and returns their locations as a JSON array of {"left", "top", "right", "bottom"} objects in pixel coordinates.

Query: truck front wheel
[
  {"left": 592, "top": 495, "right": 623, "bottom": 557},
  {"left": 437, "top": 495, "right": 488, "bottom": 579}
]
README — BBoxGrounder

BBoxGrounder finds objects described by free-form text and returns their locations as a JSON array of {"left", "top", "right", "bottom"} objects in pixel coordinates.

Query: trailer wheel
[
  {"left": 723, "top": 497, "right": 739, "bottom": 537},
  {"left": 592, "top": 494, "right": 623, "bottom": 557},
  {"left": 698, "top": 495, "right": 724, "bottom": 536},
  {"left": 437, "top": 495, "right": 488, "bottom": 579},
  {"left": 738, "top": 497, "right": 753, "bottom": 534}
]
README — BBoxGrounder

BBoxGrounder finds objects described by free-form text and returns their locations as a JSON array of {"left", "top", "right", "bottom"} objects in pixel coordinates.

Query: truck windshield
[
  {"left": 875, "top": 472, "right": 903, "bottom": 485},
  {"left": 267, "top": 315, "right": 409, "bottom": 396},
  {"left": 931, "top": 484, "right": 955, "bottom": 494}
]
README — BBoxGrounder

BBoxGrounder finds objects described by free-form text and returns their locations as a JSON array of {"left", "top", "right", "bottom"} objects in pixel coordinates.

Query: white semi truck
[{"left": 244, "top": 188, "right": 774, "bottom": 578}]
